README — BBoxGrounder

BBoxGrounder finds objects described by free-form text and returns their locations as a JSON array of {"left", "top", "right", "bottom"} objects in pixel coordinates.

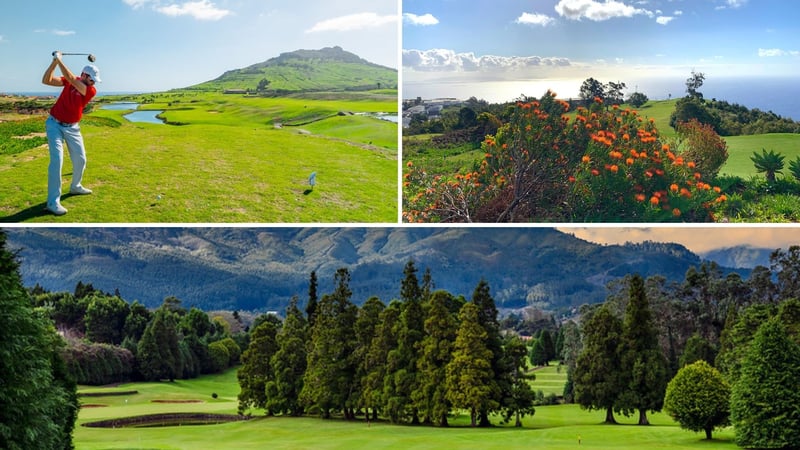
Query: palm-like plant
[
  {"left": 788, "top": 156, "right": 800, "bottom": 183},
  {"left": 750, "top": 148, "right": 785, "bottom": 183}
]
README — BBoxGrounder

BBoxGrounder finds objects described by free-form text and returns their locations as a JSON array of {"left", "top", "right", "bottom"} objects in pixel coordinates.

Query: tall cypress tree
[
  {"left": 0, "top": 232, "right": 78, "bottom": 450},
  {"left": 446, "top": 302, "right": 497, "bottom": 427},
  {"left": 619, "top": 274, "right": 668, "bottom": 425},
  {"left": 237, "top": 319, "right": 279, "bottom": 414},
  {"left": 353, "top": 296, "right": 385, "bottom": 420},
  {"left": 364, "top": 301, "right": 402, "bottom": 420},
  {"left": 301, "top": 268, "right": 357, "bottom": 419},
  {"left": 573, "top": 305, "right": 625, "bottom": 423},
  {"left": 306, "top": 271, "right": 318, "bottom": 327},
  {"left": 137, "top": 306, "right": 181, "bottom": 382},
  {"left": 731, "top": 318, "right": 800, "bottom": 449},
  {"left": 266, "top": 297, "right": 308, "bottom": 416},
  {"left": 414, "top": 290, "right": 458, "bottom": 426},
  {"left": 471, "top": 279, "right": 507, "bottom": 426}
]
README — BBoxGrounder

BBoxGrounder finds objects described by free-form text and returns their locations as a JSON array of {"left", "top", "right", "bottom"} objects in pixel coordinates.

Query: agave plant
[
  {"left": 750, "top": 148, "right": 785, "bottom": 183},
  {"left": 788, "top": 156, "right": 800, "bottom": 183}
]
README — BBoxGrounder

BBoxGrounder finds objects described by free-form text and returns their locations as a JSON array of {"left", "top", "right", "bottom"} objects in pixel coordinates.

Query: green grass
[
  {"left": 73, "top": 368, "right": 737, "bottom": 450},
  {"left": 0, "top": 92, "right": 397, "bottom": 223},
  {"left": 530, "top": 362, "right": 568, "bottom": 396},
  {"left": 720, "top": 133, "right": 800, "bottom": 178}
]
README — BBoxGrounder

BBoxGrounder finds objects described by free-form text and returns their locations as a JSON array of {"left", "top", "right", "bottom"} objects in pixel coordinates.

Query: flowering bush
[{"left": 403, "top": 92, "right": 727, "bottom": 222}]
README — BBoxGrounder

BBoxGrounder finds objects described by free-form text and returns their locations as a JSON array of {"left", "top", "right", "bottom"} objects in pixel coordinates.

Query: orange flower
[
  {"left": 406, "top": 161, "right": 413, "bottom": 167},
  {"left": 694, "top": 172, "right": 702, "bottom": 180},
  {"left": 568, "top": 176, "right": 576, "bottom": 183},
  {"left": 609, "top": 164, "right": 619, "bottom": 173},
  {"left": 670, "top": 183, "right": 679, "bottom": 193},
  {"left": 717, "top": 194, "right": 727, "bottom": 203},
  {"left": 582, "top": 155, "right": 591, "bottom": 164},
  {"left": 713, "top": 186, "right": 722, "bottom": 193},
  {"left": 672, "top": 208, "right": 681, "bottom": 217},
  {"left": 662, "top": 144, "right": 670, "bottom": 151},
  {"left": 687, "top": 161, "right": 696, "bottom": 169},
  {"left": 635, "top": 193, "right": 646, "bottom": 202},
  {"left": 626, "top": 158, "right": 635, "bottom": 166},
  {"left": 591, "top": 169, "right": 600, "bottom": 176},
  {"left": 650, "top": 196, "right": 660, "bottom": 206}
]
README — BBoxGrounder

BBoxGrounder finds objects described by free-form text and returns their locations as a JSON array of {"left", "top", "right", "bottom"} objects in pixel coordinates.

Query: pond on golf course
[
  {"left": 99, "top": 102, "right": 166, "bottom": 124},
  {"left": 123, "top": 110, "right": 166, "bottom": 124}
]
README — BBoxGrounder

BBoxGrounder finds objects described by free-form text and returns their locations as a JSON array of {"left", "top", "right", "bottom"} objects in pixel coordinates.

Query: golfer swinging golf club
[{"left": 41, "top": 51, "right": 101, "bottom": 215}]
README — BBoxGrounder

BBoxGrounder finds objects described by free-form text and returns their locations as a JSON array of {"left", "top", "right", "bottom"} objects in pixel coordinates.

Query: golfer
[{"left": 41, "top": 51, "right": 101, "bottom": 216}]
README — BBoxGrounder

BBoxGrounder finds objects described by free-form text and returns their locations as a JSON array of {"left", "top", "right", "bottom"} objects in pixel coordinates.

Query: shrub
[
  {"left": 675, "top": 119, "right": 728, "bottom": 179},
  {"left": 663, "top": 360, "right": 730, "bottom": 440}
]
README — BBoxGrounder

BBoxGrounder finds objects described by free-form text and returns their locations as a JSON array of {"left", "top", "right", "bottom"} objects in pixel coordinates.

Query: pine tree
[
  {"left": 619, "top": 274, "right": 669, "bottom": 425},
  {"left": 306, "top": 270, "right": 318, "bottom": 327},
  {"left": 414, "top": 290, "right": 458, "bottom": 426},
  {"left": 470, "top": 279, "right": 507, "bottom": 426},
  {"left": 364, "top": 301, "right": 402, "bottom": 420},
  {"left": 137, "top": 306, "right": 181, "bottom": 382},
  {"left": 353, "top": 296, "right": 385, "bottom": 420},
  {"left": 266, "top": 297, "right": 308, "bottom": 416},
  {"left": 237, "top": 319, "right": 279, "bottom": 414},
  {"left": 301, "top": 268, "right": 358, "bottom": 419},
  {"left": 502, "top": 336, "right": 536, "bottom": 427},
  {"left": 0, "top": 232, "right": 78, "bottom": 450},
  {"left": 573, "top": 305, "right": 625, "bottom": 423},
  {"left": 446, "top": 303, "right": 498, "bottom": 427},
  {"left": 731, "top": 318, "right": 800, "bottom": 449}
]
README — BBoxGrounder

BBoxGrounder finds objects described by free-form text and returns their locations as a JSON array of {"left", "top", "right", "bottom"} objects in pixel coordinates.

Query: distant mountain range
[
  {"left": 4, "top": 228, "right": 760, "bottom": 314},
  {"left": 184, "top": 46, "right": 397, "bottom": 93},
  {"left": 700, "top": 245, "right": 775, "bottom": 269}
]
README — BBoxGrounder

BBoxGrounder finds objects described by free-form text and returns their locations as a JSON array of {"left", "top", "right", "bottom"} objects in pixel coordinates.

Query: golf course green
[
  {"left": 0, "top": 91, "right": 398, "bottom": 223},
  {"left": 73, "top": 366, "right": 737, "bottom": 450}
]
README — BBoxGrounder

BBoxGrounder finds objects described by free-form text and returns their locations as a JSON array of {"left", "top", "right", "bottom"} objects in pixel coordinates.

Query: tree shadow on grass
[{"left": 303, "top": 188, "right": 314, "bottom": 196}]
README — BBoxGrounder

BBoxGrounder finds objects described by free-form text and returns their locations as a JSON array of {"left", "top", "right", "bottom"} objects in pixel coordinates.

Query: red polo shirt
[{"left": 49, "top": 77, "right": 96, "bottom": 124}]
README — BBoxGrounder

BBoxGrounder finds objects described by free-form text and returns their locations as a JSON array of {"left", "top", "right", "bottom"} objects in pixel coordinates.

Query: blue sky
[
  {"left": 1, "top": 0, "right": 398, "bottom": 93},
  {"left": 403, "top": 0, "right": 800, "bottom": 99}
]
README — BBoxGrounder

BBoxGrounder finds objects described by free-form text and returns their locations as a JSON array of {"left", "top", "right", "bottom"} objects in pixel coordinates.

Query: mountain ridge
[
  {"left": 5, "top": 228, "right": 746, "bottom": 314},
  {"left": 185, "top": 46, "right": 397, "bottom": 93}
]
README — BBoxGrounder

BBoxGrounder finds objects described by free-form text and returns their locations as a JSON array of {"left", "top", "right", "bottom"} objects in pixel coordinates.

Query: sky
[
  {"left": 559, "top": 226, "right": 800, "bottom": 254},
  {"left": 0, "top": 0, "right": 399, "bottom": 93},
  {"left": 403, "top": 0, "right": 800, "bottom": 100}
]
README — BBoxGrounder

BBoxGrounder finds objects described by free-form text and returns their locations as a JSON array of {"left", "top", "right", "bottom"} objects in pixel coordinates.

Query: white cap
[{"left": 82, "top": 65, "right": 102, "bottom": 83}]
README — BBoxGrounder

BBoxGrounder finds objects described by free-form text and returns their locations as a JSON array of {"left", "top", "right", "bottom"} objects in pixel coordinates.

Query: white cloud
[
  {"left": 674, "top": 10, "right": 683, "bottom": 15},
  {"left": 156, "top": 0, "right": 231, "bottom": 21},
  {"left": 403, "top": 48, "right": 571, "bottom": 72},
  {"left": 516, "top": 12, "right": 556, "bottom": 26},
  {"left": 554, "top": 0, "right": 652, "bottom": 21},
  {"left": 726, "top": 0, "right": 747, "bottom": 7},
  {"left": 758, "top": 48, "right": 800, "bottom": 57},
  {"left": 403, "top": 13, "right": 439, "bottom": 26},
  {"left": 34, "top": 29, "right": 76, "bottom": 36},
  {"left": 656, "top": 16, "right": 674, "bottom": 25},
  {"left": 307, "top": 12, "right": 397, "bottom": 33},
  {"left": 122, "top": 0, "right": 155, "bottom": 8}
]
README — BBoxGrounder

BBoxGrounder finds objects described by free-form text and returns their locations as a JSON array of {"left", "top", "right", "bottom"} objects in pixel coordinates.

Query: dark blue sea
[
  {"left": 404, "top": 76, "right": 800, "bottom": 121},
  {"left": 631, "top": 76, "right": 800, "bottom": 121}
]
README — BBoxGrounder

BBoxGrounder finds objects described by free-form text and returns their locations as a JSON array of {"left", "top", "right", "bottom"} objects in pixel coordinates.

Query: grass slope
[
  {"left": 721, "top": 133, "right": 800, "bottom": 178},
  {"left": 74, "top": 368, "right": 736, "bottom": 450},
  {"left": 0, "top": 92, "right": 397, "bottom": 223}
]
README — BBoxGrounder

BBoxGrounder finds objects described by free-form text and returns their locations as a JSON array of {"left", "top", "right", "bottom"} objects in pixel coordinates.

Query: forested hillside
[{"left": 4, "top": 228, "right": 733, "bottom": 313}]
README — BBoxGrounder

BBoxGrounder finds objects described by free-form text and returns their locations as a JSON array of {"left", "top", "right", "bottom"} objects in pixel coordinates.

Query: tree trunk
[
  {"left": 470, "top": 407, "right": 477, "bottom": 427},
  {"left": 515, "top": 411, "right": 522, "bottom": 427},
  {"left": 705, "top": 427, "right": 712, "bottom": 440},
  {"left": 439, "top": 412, "right": 449, "bottom": 427},
  {"left": 638, "top": 409, "right": 650, "bottom": 425},
  {"left": 478, "top": 410, "right": 491, "bottom": 427},
  {"left": 604, "top": 407, "right": 617, "bottom": 424}
]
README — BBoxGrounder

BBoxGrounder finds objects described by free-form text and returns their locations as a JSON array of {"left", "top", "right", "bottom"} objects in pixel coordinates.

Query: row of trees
[
  {"left": 238, "top": 262, "right": 537, "bottom": 427},
  {"left": 567, "top": 249, "right": 800, "bottom": 447},
  {"left": 31, "top": 286, "right": 247, "bottom": 384}
]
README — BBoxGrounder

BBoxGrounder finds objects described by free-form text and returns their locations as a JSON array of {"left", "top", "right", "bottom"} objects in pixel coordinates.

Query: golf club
[{"left": 53, "top": 51, "right": 96, "bottom": 62}]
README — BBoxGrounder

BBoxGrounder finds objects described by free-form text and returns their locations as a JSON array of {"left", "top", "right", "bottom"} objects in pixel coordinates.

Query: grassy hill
[{"left": 188, "top": 46, "right": 397, "bottom": 93}]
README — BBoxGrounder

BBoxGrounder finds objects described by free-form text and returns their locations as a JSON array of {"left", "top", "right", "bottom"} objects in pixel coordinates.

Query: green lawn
[
  {"left": 720, "top": 133, "right": 800, "bottom": 178},
  {"left": 0, "top": 92, "right": 398, "bottom": 223},
  {"left": 530, "top": 362, "right": 568, "bottom": 396},
  {"left": 73, "top": 368, "right": 737, "bottom": 450}
]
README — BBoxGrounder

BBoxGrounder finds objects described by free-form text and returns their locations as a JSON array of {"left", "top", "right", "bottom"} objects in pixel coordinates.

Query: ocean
[{"left": 403, "top": 76, "right": 800, "bottom": 121}]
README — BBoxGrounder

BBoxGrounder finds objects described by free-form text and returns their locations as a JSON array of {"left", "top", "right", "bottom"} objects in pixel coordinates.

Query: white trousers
[{"left": 45, "top": 115, "right": 87, "bottom": 206}]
